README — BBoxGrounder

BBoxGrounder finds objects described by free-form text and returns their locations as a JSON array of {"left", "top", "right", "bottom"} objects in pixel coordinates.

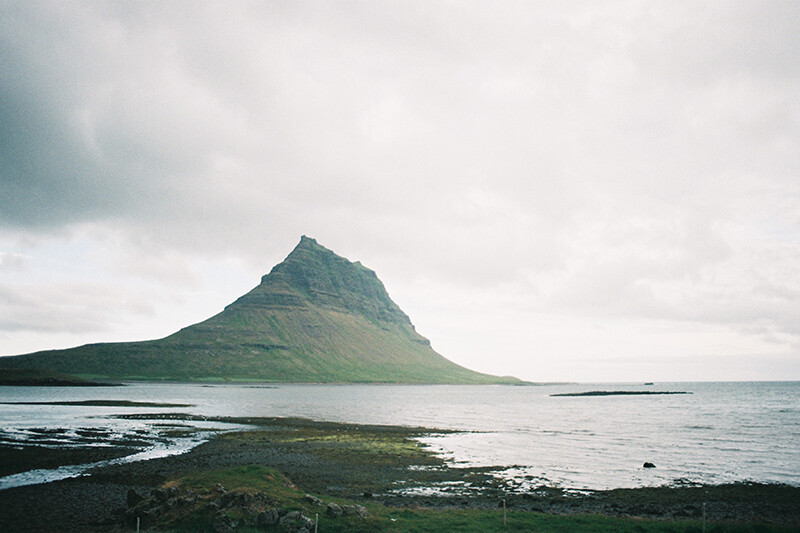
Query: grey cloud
[
  {"left": 0, "top": 281, "right": 155, "bottom": 333},
  {"left": 5, "top": 1, "right": 794, "bottom": 238},
  {"left": 1, "top": 2, "right": 161, "bottom": 227},
  {"left": 0, "top": 252, "right": 28, "bottom": 272},
  {"left": 633, "top": 1, "right": 800, "bottom": 85},
  {"left": 1, "top": 1, "right": 799, "bottom": 366}
]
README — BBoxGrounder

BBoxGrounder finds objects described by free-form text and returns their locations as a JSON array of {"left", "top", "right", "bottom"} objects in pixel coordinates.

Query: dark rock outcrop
[
  {"left": 122, "top": 483, "right": 365, "bottom": 531},
  {"left": 126, "top": 488, "right": 146, "bottom": 508}
]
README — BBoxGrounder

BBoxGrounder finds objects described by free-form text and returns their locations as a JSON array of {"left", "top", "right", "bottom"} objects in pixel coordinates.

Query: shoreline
[{"left": 1, "top": 416, "right": 799, "bottom": 531}]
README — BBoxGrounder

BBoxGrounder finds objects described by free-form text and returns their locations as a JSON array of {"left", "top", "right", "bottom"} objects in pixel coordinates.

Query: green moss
[
  {"left": 170, "top": 465, "right": 296, "bottom": 499},
  {"left": 155, "top": 469, "right": 797, "bottom": 533}
]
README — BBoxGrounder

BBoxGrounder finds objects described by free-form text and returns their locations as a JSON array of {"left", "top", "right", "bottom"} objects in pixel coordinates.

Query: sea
[{"left": 0, "top": 381, "right": 798, "bottom": 492}]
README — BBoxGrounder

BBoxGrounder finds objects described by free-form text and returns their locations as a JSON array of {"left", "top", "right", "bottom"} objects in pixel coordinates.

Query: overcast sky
[{"left": 1, "top": 1, "right": 799, "bottom": 382}]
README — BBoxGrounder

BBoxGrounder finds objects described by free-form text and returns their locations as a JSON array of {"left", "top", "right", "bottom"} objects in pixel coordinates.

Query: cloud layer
[{"left": 1, "top": 1, "right": 799, "bottom": 380}]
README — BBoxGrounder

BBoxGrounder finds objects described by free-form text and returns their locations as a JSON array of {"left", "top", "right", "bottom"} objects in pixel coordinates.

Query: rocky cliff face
[
  {"left": 0, "top": 237, "right": 517, "bottom": 384},
  {"left": 232, "top": 236, "right": 412, "bottom": 326}
]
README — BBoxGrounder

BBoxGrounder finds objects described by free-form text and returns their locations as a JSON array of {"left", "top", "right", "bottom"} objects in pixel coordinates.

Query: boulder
[
  {"left": 126, "top": 488, "right": 146, "bottom": 508},
  {"left": 176, "top": 494, "right": 197, "bottom": 507},
  {"left": 220, "top": 491, "right": 256, "bottom": 509},
  {"left": 326, "top": 502, "right": 343, "bottom": 517},
  {"left": 256, "top": 508, "right": 280, "bottom": 526},
  {"left": 125, "top": 505, "right": 159, "bottom": 530},
  {"left": 152, "top": 487, "right": 179, "bottom": 502},
  {"left": 212, "top": 513, "right": 237, "bottom": 533},
  {"left": 304, "top": 493, "right": 323, "bottom": 506},
  {"left": 280, "top": 510, "right": 315, "bottom": 532},
  {"left": 342, "top": 504, "right": 369, "bottom": 517}
]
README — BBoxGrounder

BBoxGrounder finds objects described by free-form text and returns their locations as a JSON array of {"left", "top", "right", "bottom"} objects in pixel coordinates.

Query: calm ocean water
[{"left": 0, "top": 381, "right": 798, "bottom": 491}]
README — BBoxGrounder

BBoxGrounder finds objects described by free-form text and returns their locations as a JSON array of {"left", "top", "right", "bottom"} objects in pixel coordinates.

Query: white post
[
  {"left": 702, "top": 502, "right": 706, "bottom": 533},
  {"left": 136, "top": 516, "right": 140, "bottom": 533},
  {"left": 315, "top": 512, "right": 319, "bottom": 533}
]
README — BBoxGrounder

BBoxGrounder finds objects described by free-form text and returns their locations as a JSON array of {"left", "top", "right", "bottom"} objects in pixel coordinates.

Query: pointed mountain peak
[
  {"left": 272, "top": 236, "right": 373, "bottom": 277},
  {"left": 280, "top": 235, "right": 336, "bottom": 266},
  {"left": 298, "top": 234, "right": 318, "bottom": 246},
  {"left": 0, "top": 236, "right": 519, "bottom": 383},
  {"left": 238, "top": 237, "right": 410, "bottom": 326}
]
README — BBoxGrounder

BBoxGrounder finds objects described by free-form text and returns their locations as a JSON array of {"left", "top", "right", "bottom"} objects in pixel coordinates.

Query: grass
[
  {"left": 154, "top": 465, "right": 797, "bottom": 532},
  {"left": 168, "top": 464, "right": 298, "bottom": 500},
  {"left": 364, "top": 508, "right": 757, "bottom": 533},
  {"left": 246, "top": 427, "right": 438, "bottom": 466}
]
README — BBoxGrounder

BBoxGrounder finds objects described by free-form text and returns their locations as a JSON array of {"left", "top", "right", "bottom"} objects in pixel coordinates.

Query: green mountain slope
[{"left": 0, "top": 236, "right": 518, "bottom": 384}]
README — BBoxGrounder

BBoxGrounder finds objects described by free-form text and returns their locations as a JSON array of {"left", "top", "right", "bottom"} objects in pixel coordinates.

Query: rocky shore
[{"left": 0, "top": 416, "right": 798, "bottom": 532}]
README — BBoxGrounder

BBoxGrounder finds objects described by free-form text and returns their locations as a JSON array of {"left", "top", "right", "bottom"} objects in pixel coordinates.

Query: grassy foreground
[
  {"left": 144, "top": 464, "right": 794, "bottom": 532},
  {"left": 106, "top": 416, "right": 799, "bottom": 532}
]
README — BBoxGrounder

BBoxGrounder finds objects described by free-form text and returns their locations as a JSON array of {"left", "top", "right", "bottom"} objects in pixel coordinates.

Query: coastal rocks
[
  {"left": 256, "top": 508, "right": 280, "bottom": 526},
  {"left": 124, "top": 485, "right": 260, "bottom": 529},
  {"left": 304, "top": 493, "right": 323, "bottom": 506},
  {"left": 280, "top": 510, "right": 315, "bottom": 532},
  {"left": 643, "top": 462, "right": 656, "bottom": 468},
  {"left": 343, "top": 503, "right": 369, "bottom": 517},
  {"left": 152, "top": 486, "right": 181, "bottom": 502},
  {"left": 326, "top": 502, "right": 343, "bottom": 516},
  {"left": 220, "top": 490, "right": 266, "bottom": 508},
  {"left": 124, "top": 487, "right": 199, "bottom": 529},
  {"left": 212, "top": 513, "right": 237, "bottom": 533},
  {"left": 324, "top": 501, "right": 368, "bottom": 518},
  {"left": 126, "top": 487, "right": 146, "bottom": 507},
  {"left": 123, "top": 483, "right": 367, "bottom": 530}
]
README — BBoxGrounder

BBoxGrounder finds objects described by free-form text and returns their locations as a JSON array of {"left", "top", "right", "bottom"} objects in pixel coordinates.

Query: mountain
[{"left": 0, "top": 236, "right": 519, "bottom": 384}]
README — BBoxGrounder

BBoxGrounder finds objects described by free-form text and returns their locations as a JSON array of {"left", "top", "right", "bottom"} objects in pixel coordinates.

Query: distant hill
[
  {"left": 0, "top": 368, "right": 116, "bottom": 386},
  {"left": 0, "top": 236, "right": 519, "bottom": 384}
]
